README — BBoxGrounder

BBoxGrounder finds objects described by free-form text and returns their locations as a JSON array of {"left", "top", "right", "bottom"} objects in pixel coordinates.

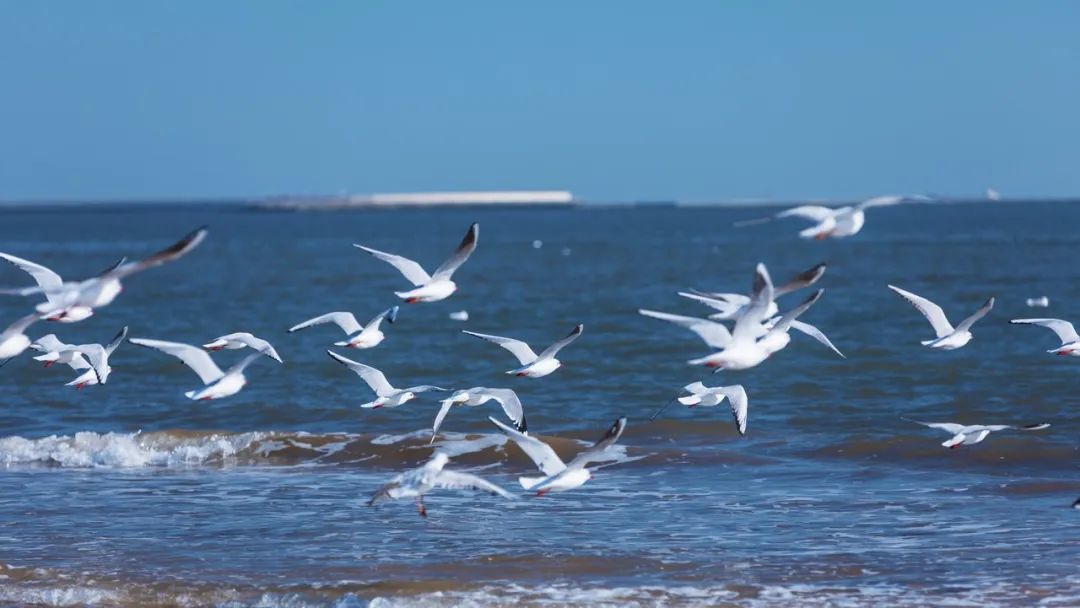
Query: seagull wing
[
  {"left": 105, "top": 326, "right": 129, "bottom": 355},
  {"left": 431, "top": 223, "right": 479, "bottom": 280},
  {"left": 129, "top": 338, "right": 225, "bottom": 385},
  {"left": 431, "top": 398, "right": 456, "bottom": 439},
  {"left": 478, "top": 388, "right": 527, "bottom": 433},
  {"left": 326, "top": 350, "right": 394, "bottom": 396},
  {"left": 904, "top": 418, "right": 965, "bottom": 435},
  {"left": 289, "top": 312, "right": 363, "bottom": 335},
  {"left": 888, "top": 285, "right": 954, "bottom": 338},
  {"left": 776, "top": 205, "right": 837, "bottom": 222},
  {"left": 788, "top": 320, "right": 845, "bottom": 358},
  {"left": 489, "top": 416, "right": 565, "bottom": 476},
  {"left": 537, "top": 324, "right": 584, "bottom": 359},
  {"left": 31, "top": 334, "right": 67, "bottom": 353},
  {"left": 0, "top": 253, "right": 64, "bottom": 295},
  {"left": 352, "top": 245, "right": 431, "bottom": 286},
  {"left": 216, "top": 333, "right": 282, "bottom": 363},
  {"left": 462, "top": 330, "right": 538, "bottom": 364},
  {"left": 954, "top": 297, "right": 994, "bottom": 333},
  {"left": 731, "top": 263, "right": 774, "bottom": 342},
  {"left": 772, "top": 289, "right": 825, "bottom": 333},
  {"left": 1010, "top": 318, "right": 1080, "bottom": 345},
  {"left": 66, "top": 344, "right": 107, "bottom": 384},
  {"left": 716, "top": 385, "right": 748, "bottom": 435},
  {"left": 365, "top": 306, "right": 399, "bottom": 332},
  {"left": 774, "top": 262, "right": 827, "bottom": 297},
  {"left": 111, "top": 226, "right": 208, "bottom": 278},
  {"left": 856, "top": 194, "right": 915, "bottom": 210},
  {"left": 434, "top": 470, "right": 516, "bottom": 500},
  {"left": 566, "top": 417, "right": 628, "bottom": 470},
  {"left": 638, "top": 309, "right": 732, "bottom": 349}
]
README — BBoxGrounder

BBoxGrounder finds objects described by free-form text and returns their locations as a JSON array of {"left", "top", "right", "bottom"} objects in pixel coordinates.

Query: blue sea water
[{"left": 0, "top": 202, "right": 1077, "bottom": 607}]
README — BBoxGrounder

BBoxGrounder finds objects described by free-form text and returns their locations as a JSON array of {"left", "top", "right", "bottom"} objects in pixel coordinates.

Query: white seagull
[
  {"left": 50, "top": 326, "right": 130, "bottom": 389},
  {"left": 1009, "top": 318, "right": 1080, "bottom": 357},
  {"left": 30, "top": 334, "right": 91, "bottom": 369},
  {"left": 202, "top": 332, "right": 283, "bottom": 363},
  {"left": 736, "top": 195, "right": 929, "bottom": 240},
  {"left": 130, "top": 338, "right": 267, "bottom": 400},
  {"left": 0, "top": 227, "right": 207, "bottom": 321},
  {"left": 288, "top": 306, "right": 398, "bottom": 349},
  {"left": 679, "top": 262, "right": 827, "bottom": 321},
  {"left": 651, "top": 382, "right": 749, "bottom": 435},
  {"left": 354, "top": 223, "right": 478, "bottom": 303},
  {"left": 490, "top": 416, "right": 627, "bottom": 495},
  {"left": 0, "top": 313, "right": 45, "bottom": 365},
  {"left": 888, "top": 285, "right": 994, "bottom": 350},
  {"left": 905, "top": 418, "right": 1051, "bottom": 448},
  {"left": 432, "top": 387, "right": 527, "bottom": 443},
  {"left": 368, "top": 452, "right": 515, "bottom": 518},
  {"left": 326, "top": 350, "right": 446, "bottom": 408},
  {"left": 462, "top": 324, "right": 584, "bottom": 378}
]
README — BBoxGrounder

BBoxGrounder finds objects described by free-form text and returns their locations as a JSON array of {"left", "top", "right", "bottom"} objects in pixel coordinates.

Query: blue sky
[{"left": 1, "top": 1, "right": 1078, "bottom": 202}]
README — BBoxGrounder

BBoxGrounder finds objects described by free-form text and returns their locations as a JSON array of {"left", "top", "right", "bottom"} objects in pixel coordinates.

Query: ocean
[{"left": 0, "top": 202, "right": 1077, "bottom": 607}]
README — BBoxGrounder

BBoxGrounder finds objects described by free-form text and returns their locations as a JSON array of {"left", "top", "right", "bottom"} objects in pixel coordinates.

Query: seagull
[
  {"left": 53, "top": 327, "right": 129, "bottom": 389},
  {"left": 30, "top": 334, "right": 91, "bottom": 369},
  {"left": 462, "top": 324, "right": 583, "bottom": 378},
  {"left": 0, "top": 227, "right": 207, "bottom": 321},
  {"left": 1009, "top": 318, "right": 1080, "bottom": 357},
  {"left": 888, "top": 285, "right": 994, "bottom": 350},
  {"left": 326, "top": 350, "right": 446, "bottom": 408},
  {"left": 368, "top": 452, "right": 515, "bottom": 518},
  {"left": 432, "top": 387, "right": 527, "bottom": 443},
  {"left": 354, "top": 223, "right": 478, "bottom": 303},
  {"left": 650, "top": 382, "right": 749, "bottom": 435},
  {"left": 679, "top": 262, "right": 827, "bottom": 321},
  {"left": 288, "top": 306, "right": 398, "bottom": 349},
  {"left": 490, "top": 416, "right": 627, "bottom": 495},
  {"left": 904, "top": 418, "right": 1051, "bottom": 448},
  {"left": 129, "top": 338, "right": 267, "bottom": 400},
  {"left": 735, "top": 195, "right": 929, "bottom": 240},
  {"left": 202, "top": 332, "right": 283, "bottom": 363},
  {"left": 0, "top": 313, "right": 45, "bottom": 364}
]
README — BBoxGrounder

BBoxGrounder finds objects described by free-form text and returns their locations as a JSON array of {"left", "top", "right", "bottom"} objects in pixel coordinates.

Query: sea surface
[{"left": 0, "top": 202, "right": 1077, "bottom": 607}]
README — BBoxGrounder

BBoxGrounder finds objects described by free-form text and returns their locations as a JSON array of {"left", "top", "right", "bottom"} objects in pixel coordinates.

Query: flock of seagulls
[{"left": 0, "top": 200, "right": 1066, "bottom": 515}]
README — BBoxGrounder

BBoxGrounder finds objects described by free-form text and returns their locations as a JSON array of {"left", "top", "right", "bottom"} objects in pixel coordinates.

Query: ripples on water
[{"left": 0, "top": 203, "right": 1077, "bottom": 607}]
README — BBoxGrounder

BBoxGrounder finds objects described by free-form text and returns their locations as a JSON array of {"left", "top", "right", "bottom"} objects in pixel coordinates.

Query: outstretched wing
[
  {"left": 67, "top": 344, "right": 107, "bottom": 384},
  {"left": 566, "top": 417, "right": 627, "bottom": 470},
  {"left": 366, "top": 306, "right": 399, "bottom": 332},
  {"left": 1010, "top": 318, "right": 1080, "bottom": 345},
  {"left": 731, "top": 263, "right": 774, "bottom": 342},
  {"left": 538, "top": 324, "right": 584, "bottom": 359},
  {"left": 478, "top": 388, "right": 527, "bottom": 433},
  {"left": 774, "top": 262, "right": 827, "bottom": 297},
  {"left": 431, "top": 398, "right": 456, "bottom": 440},
  {"left": 434, "top": 470, "right": 516, "bottom": 500},
  {"left": 129, "top": 338, "right": 224, "bottom": 385},
  {"left": 112, "top": 226, "right": 208, "bottom": 278},
  {"left": 639, "top": 309, "right": 732, "bottom": 349},
  {"left": 717, "top": 385, "right": 748, "bottom": 436},
  {"left": 225, "top": 350, "right": 266, "bottom": 376},
  {"left": 888, "top": 285, "right": 954, "bottom": 338},
  {"left": 105, "top": 326, "right": 129, "bottom": 355},
  {"left": 289, "top": 312, "right": 363, "bottom": 335},
  {"left": 31, "top": 334, "right": 67, "bottom": 353},
  {"left": 489, "top": 416, "right": 565, "bottom": 476},
  {"left": 224, "top": 333, "right": 282, "bottom": 363},
  {"left": 772, "top": 289, "right": 824, "bottom": 333},
  {"left": 788, "top": 320, "right": 845, "bottom": 358},
  {"left": 326, "top": 350, "right": 395, "bottom": 396},
  {"left": 353, "top": 245, "right": 431, "bottom": 286},
  {"left": 955, "top": 297, "right": 994, "bottom": 333},
  {"left": 904, "top": 418, "right": 965, "bottom": 435},
  {"left": 0, "top": 253, "right": 64, "bottom": 294},
  {"left": 776, "top": 205, "right": 837, "bottom": 222},
  {"left": 462, "top": 330, "right": 538, "bottom": 365},
  {"left": 431, "top": 223, "right": 479, "bottom": 280}
]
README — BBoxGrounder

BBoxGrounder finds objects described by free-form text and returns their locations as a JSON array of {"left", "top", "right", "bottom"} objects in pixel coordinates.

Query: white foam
[{"left": 0, "top": 431, "right": 265, "bottom": 468}]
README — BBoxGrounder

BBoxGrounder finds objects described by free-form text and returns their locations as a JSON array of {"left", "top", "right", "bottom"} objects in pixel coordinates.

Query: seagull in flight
[
  {"left": 432, "top": 387, "right": 527, "bottom": 443},
  {"left": 463, "top": 324, "right": 583, "bottom": 378},
  {"left": 130, "top": 338, "right": 268, "bottom": 400},
  {"left": 1009, "top": 318, "right": 1080, "bottom": 357},
  {"left": 679, "top": 262, "right": 827, "bottom": 321},
  {"left": 289, "top": 306, "right": 398, "bottom": 349},
  {"left": 905, "top": 418, "right": 1050, "bottom": 448},
  {"left": 888, "top": 285, "right": 994, "bottom": 350},
  {"left": 0, "top": 227, "right": 207, "bottom": 321},
  {"left": 651, "top": 382, "right": 749, "bottom": 435},
  {"left": 0, "top": 313, "right": 45, "bottom": 365},
  {"left": 46, "top": 326, "right": 129, "bottom": 389},
  {"left": 326, "top": 350, "right": 446, "bottom": 408},
  {"left": 490, "top": 416, "right": 627, "bottom": 495},
  {"left": 735, "top": 195, "right": 930, "bottom": 240},
  {"left": 355, "top": 223, "right": 478, "bottom": 303},
  {"left": 202, "top": 332, "right": 283, "bottom": 363},
  {"left": 369, "top": 452, "right": 515, "bottom": 517}
]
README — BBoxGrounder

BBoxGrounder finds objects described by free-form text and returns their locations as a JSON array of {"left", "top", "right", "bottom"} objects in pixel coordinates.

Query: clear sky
[{"left": 2, "top": 1, "right": 1079, "bottom": 202}]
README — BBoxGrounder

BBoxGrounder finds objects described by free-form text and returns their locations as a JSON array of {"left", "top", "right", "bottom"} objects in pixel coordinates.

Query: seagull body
[
  {"left": 888, "top": 285, "right": 994, "bottom": 350},
  {"left": 130, "top": 338, "right": 265, "bottom": 400},
  {"left": 653, "top": 382, "right": 749, "bottom": 435},
  {"left": 327, "top": 350, "right": 445, "bottom": 408},
  {"left": 0, "top": 227, "right": 207, "bottom": 321},
  {"left": 368, "top": 452, "right": 515, "bottom": 517},
  {"left": 906, "top": 418, "right": 1051, "bottom": 448},
  {"left": 0, "top": 313, "right": 44, "bottom": 362},
  {"left": 463, "top": 324, "right": 583, "bottom": 378},
  {"left": 737, "top": 195, "right": 929, "bottom": 240},
  {"left": 1009, "top": 318, "right": 1080, "bottom": 356},
  {"left": 354, "top": 223, "right": 478, "bottom": 303},
  {"left": 203, "top": 332, "right": 283, "bottom": 363},
  {"left": 490, "top": 416, "right": 627, "bottom": 495},
  {"left": 432, "top": 387, "right": 527, "bottom": 442},
  {"left": 289, "top": 306, "right": 398, "bottom": 349}
]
